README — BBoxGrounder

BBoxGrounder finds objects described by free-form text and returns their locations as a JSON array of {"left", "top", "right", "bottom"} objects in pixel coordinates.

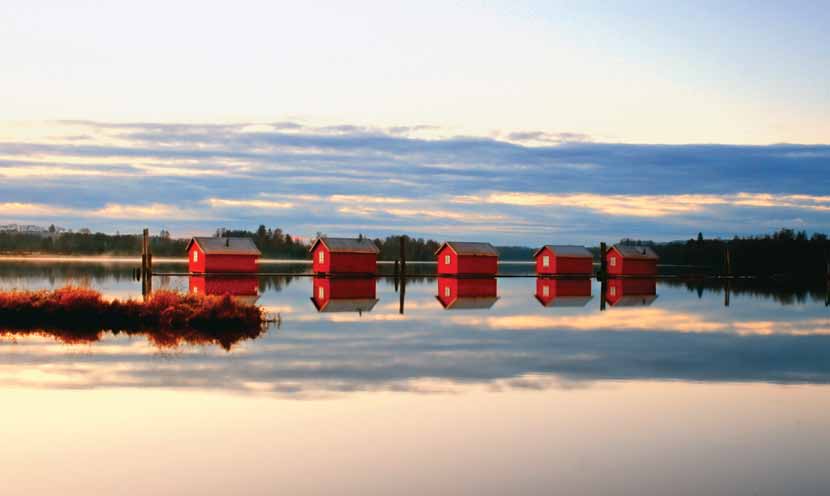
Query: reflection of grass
[{"left": 0, "top": 287, "right": 264, "bottom": 350}]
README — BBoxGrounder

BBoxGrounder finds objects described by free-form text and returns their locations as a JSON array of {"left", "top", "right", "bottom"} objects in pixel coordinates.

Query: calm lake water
[{"left": 2, "top": 259, "right": 830, "bottom": 496}]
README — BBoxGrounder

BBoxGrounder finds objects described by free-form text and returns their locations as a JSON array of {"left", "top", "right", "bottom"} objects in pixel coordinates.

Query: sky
[{"left": 1, "top": 1, "right": 828, "bottom": 244}]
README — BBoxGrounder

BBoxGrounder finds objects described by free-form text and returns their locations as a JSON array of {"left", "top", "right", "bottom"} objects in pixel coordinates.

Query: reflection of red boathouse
[
  {"left": 436, "top": 277, "right": 498, "bottom": 310},
  {"left": 535, "top": 278, "right": 593, "bottom": 307},
  {"left": 605, "top": 278, "right": 658, "bottom": 307},
  {"left": 189, "top": 276, "right": 260, "bottom": 305},
  {"left": 311, "top": 277, "right": 378, "bottom": 313}
]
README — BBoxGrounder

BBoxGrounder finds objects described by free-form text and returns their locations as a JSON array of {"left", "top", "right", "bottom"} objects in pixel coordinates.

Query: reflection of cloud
[
  {"left": 457, "top": 310, "right": 830, "bottom": 336},
  {"left": 4, "top": 308, "right": 830, "bottom": 395},
  {"left": 461, "top": 309, "right": 727, "bottom": 333}
]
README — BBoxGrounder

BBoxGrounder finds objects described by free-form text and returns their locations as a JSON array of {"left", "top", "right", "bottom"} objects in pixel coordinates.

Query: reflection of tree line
[
  {"left": 662, "top": 278, "right": 830, "bottom": 305},
  {"left": 0, "top": 262, "right": 139, "bottom": 285}
]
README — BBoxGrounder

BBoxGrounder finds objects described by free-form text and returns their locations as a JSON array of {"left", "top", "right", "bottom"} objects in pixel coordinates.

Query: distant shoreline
[{"left": 0, "top": 255, "right": 313, "bottom": 264}]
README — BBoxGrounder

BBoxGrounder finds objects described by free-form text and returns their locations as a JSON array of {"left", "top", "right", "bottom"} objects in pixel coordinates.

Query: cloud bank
[{"left": 1, "top": 120, "right": 828, "bottom": 243}]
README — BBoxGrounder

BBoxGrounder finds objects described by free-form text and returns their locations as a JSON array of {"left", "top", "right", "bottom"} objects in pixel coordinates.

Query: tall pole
[
  {"left": 141, "top": 228, "right": 148, "bottom": 277},
  {"left": 399, "top": 235, "right": 407, "bottom": 275},
  {"left": 142, "top": 228, "right": 152, "bottom": 299},
  {"left": 725, "top": 245, "right": 732, "bottom": 277}
]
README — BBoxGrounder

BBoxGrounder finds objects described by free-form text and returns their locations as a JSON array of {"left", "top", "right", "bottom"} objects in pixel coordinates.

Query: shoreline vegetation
[
  {"left": 0, "top": 287, "right": 265, "bottom": 350},
  {"left": 0, "top": 226, "right": 828, "bottom": 277}
]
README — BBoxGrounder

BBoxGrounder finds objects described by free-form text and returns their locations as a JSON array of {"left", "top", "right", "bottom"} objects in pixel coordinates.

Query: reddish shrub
[{"left": 0, "top": 287, "right": 265, "bottom": 350}]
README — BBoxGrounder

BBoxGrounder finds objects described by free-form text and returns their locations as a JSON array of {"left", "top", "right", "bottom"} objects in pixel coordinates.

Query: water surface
[{"left": 1, "top": 260, "right": 829, "bottom": 495}]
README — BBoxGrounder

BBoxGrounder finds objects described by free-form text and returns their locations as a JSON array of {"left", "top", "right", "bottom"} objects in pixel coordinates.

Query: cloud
[
  {"left": 0, "top": 202, "right": 205, "bottom": 221},
  {"left": 473, "top": 192, "right": 830, "bottom": 218},
  {"left": 205, "top": 198, "right": 297, "bottom": 210},
  {"left": 1, "top": 120, "right": 829, "bottom": 241}
]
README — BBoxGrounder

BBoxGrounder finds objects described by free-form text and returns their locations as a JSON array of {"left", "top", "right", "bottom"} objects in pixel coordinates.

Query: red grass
[{"left": 0, "top": 287, "right": 265, "bottom": 350}]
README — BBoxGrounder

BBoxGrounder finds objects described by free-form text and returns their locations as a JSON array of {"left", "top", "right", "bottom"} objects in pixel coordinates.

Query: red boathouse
[
  {"left": 606, "top": 245, "right": 659, "bottom": 276},
  {"left": 187, "top": 237, "right": 261, "bottom": 274},
  {"left": 535, "top": 278, "right": 593, "bottom": 307},
  {"left": 436, "top": 277, "right": 498, "bottom": 310},
  {"left": 605, "top": 278, "right": 658, "bottom": 306},
  {"left": 436, "top": 241, "right": 498, "bottom": 276},
  {"left": 311, "top": 277, "right": 378, "bottom": 313},
  {"left": 533, "top": 245, "right": 594, "bottom": 276},
  {"left": 310, "top": 237, "right": 379, "bottom": 275}
]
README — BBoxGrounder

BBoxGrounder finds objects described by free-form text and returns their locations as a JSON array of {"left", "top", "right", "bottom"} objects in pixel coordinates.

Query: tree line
[
  {"left": 2, "top": 227, "right": 828, "bottom": 277},
  {"left": 621, "top": 229, "right": 830, "bottom": 279}
]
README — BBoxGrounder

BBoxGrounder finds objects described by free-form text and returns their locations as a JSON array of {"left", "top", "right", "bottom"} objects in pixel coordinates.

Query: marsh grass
[{"left": 0, "top": 287, "right": 264, "bottom": 350}]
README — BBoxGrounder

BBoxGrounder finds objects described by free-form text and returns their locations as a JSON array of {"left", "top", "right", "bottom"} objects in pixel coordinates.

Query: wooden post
[
  {"left": 599, "top": 242, "right": 607, "bottom": 280},
  {"left": 399, "top": 236, "right": 406, "bottom": 275},
  {"left": 141, "top": 228, "right": 153, "bottom": 300},
  {"left": 141, "top": 228, "right": 148, "bottom": 278}
]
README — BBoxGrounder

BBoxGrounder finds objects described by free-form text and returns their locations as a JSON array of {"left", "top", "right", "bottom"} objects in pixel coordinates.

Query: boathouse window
[
  {"left": 444, "top": 254, "right": 451, "bottom": 265},
  {"left": 318, "top": 251, "right": 325, "bottom": 263},
  {"left": 193, "top": 251, "right": 198, "bottom": 262},
  {"left": 610, "top": 286, "right": 616, "bottom": 296},
  {"left": 542, "top": 285, "right": 549, "bottom": 297},
  {"left": 542, "top": 255, "right": 549, "bottom": 267},
  {"left": 318, "top": 286, "right": 325, "bottom": 299},
  {"left": 609, "top": 256, "right": 616, "bottom": 267},
  {"left": 444, "top": 286, "right": 451, "bottom": 297}
]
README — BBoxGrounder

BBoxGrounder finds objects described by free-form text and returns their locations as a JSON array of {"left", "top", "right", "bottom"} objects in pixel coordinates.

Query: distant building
[
  {"left": 436, "top": 277, "right": 498, "bottom": 309},
  {"left": 606, "top": 245, "right": 659, "bottom": 276},
  {"left": 311, "top": 277, "right": 378, "bottom": 313},
  {"left": 605, "top": 278, "right": 658, "bottom": 306},
  {"left": 435, "top": 241, "right": 498, "bottom": 276},
  {"left": 309, "top": 237, "right": 379, "bottom": 275},
  {"left": 533, "top": 245, "right": 594, "bottom": 276},
  {"left": 186, "top": 237, "right": 261, "bottom": 273},
  {"left": 535, "top": 278, "right": 593, "bottom": 307}
]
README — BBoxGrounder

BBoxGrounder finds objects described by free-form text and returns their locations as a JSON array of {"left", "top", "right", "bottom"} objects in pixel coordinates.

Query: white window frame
[
  {"left": 444, "top": 286, "right": 451, "bottom": 297},
  {"left": 609, "top": 256, "right": 616, "bottom": 267},
  {"left": 542, "top": 255, "right": 549, "bottom": 267},
  {"left": 542, "top": 285, "right": 549, "bottom": 297},
  {"left": 610, "top": 286, "right": 616, "bottom": 296},
  {"left": 318, "top": 251, "right": 325, "bottom": 264},
  {"left": 444, "top": 254, "right": 451, "bottom": 265},
  {"left": 193, "top": 251, "right": 198, "bottom": 262},
  {"left": 318, "top": 286, "right": 325, "bottom": 299}
]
